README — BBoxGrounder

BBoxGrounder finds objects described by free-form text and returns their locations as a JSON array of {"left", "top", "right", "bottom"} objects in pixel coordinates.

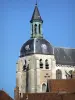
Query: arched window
[
  {"left": 34, "top": 24, "right": 37, "bottom": 34},
  {"left": 45, "top": 59, "right": 49, "bottom": 69},
  {"left": 39, "top": 59, "right": 43, "bottom": 68},
  {"left": 56, "top": 69, "right": 62, "bottom": 79},
  {"left": 42, "top": 83, "right": 46, "bottom": 92},
  {"left": 39, "top": 24, "right": 41, "bottom": 33}
]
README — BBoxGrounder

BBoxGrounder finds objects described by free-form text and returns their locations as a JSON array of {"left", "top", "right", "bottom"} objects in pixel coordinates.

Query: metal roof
[{"left": 20, "top": 38, "right": 53, "bottom": 57}]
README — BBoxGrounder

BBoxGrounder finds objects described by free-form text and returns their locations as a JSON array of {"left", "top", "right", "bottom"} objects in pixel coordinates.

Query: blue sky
[{"left": 0, "top": 0, "right": 75, "bottom": 98}]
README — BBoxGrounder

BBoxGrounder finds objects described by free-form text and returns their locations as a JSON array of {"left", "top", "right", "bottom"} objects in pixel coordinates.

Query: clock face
[{"left": 25, "top": 45, "right": 30, "bottom": 50}]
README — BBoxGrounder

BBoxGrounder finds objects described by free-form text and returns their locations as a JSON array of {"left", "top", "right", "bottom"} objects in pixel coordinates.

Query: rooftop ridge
[{"left": 54, "top": 46, "right": 75, "bottom": 50}]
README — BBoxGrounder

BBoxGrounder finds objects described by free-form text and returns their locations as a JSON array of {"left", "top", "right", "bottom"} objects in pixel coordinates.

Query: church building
[{"left": 16, "top": 3, "right": 75, "bottom": 94}]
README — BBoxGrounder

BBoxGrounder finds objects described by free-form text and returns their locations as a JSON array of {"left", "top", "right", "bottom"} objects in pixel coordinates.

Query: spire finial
[
  {"left": 30, "top": 0, "right": 43, "bottom": 38},
  {"left": 30, "top": 0, "right": 43, "bottom": 23},
  {"left": 35, "top": 0, "right": 37, "bottom": 5}
]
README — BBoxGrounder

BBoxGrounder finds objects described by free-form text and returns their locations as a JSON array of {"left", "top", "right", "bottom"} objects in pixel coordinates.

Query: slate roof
[
  {"left": 20, "top": 38, "right": 53, "bottom": 57},
  {"left": 54, "top": 47, "right": 75, "bottom": 66},
  {"left": 30, "top": 4, "right": 43, "bottom": 23}
]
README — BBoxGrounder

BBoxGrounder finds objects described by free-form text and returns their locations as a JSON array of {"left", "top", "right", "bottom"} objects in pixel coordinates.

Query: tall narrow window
[
  {"left": 32, "top": 24, "right": 33, "bottom": 34},
  {"left": 23, "top": 60, "right": 26, "bottom": 71},
  {"left": 39, "top": 24, "right": 41, "bottom": 34},
  {"left": 34, "top": 24, "right": 37, "bottom": 34},
  {"left": 56, "top": 69, "right": 62, "bottom": 79},
  {"left": 42, "top": 83, "right": 46, "bottom": 92},
  {"left": 45, "top": 59, "right": 49, "bottom": 69},
  {"left": 39, "top": 59, "right": 43, "bottom": 68},
  {"left": 46, "top": 81, "right": 49, "bottom": 92}
]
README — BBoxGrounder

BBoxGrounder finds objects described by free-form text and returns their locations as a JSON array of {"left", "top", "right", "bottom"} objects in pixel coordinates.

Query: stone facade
[
  {"left": 16, "top": 54, "right": 75, "bottom": 94},
  {"left": 16, "top": 54, "right": 56, "bottom": 93}
]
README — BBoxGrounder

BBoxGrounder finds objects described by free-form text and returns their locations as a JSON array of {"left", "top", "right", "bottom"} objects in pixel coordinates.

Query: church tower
[{"left": 16, "top": 3, "right": 56, "bottom": 94}]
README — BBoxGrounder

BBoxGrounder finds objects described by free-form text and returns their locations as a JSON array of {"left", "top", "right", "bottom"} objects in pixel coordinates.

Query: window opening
[
  {"left": 23, "top": 60, "right": 26, "bottom": 71},
  {"left": 34, "top": 24, "right": 37, "bottom": 34},
  {"left": 40, "top": 59, "right": 43, "bottom": 68},
  {"left": 39, "top": 24, "right": 41, "bottom": 33},
  {"left": 42, "top": 83, "right": 46, "bottom": 92},
  {"left": 56, "top": 69, "right": 62, "bottom": 79},
  {"left": 45, "top": 59, "right": 49, "bottom": 69},
  {"left": 32, "top": 24, "right": 33, "bottom": 33}
]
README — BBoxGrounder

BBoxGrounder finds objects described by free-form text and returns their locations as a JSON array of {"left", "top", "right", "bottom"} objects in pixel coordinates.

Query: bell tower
[
  {"left": 30, "top": 3, "right": 43, "bottom": 38},
  {"left": 16, "top": 2, "right": 56, "bottom": 95}
]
